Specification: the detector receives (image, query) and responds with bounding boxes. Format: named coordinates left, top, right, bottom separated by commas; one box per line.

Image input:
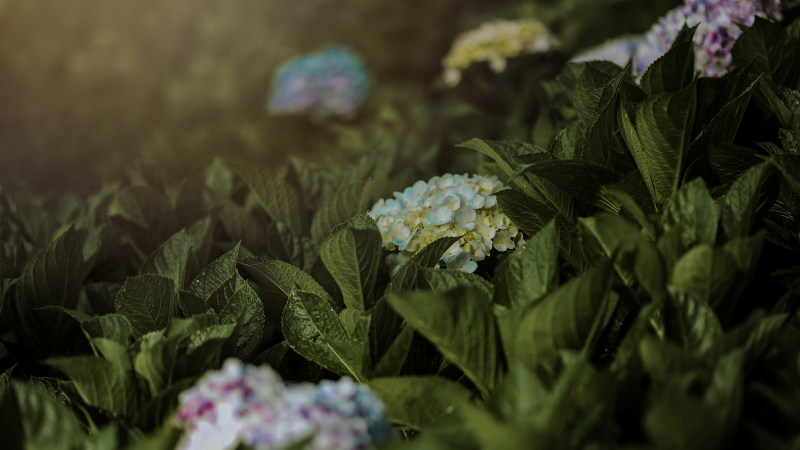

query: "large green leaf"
left=134, top=332, right=178, bottom=397
left=630, top=82, right=698, bottom=208
left=457, top=139, right=544, bottom=201
left=719, top=162, right=776, bottom=239
left=311, top=179, right=375, bottom=243
left=501, top=264, right=613, bottom=368
left=48, top=356, right=139, bottom=418
left=580, top=214, right=664, bottom=300
left=421, top=268, right=493, bottom=299
left=690, top=77, right=758, bottom=155
left=367, top=376, right=473, bottom=430
left=319, top=215, right=382, bottom=310
left=282, top=290, right=368, bottom=380
left=662, top=177, right=719, bottom=249
left=231, top=162, right=305, bottom=232
left=670, top=244, right=737, bottom=308
left=240, top=257, right=331, bottom=302
left=114, top=274, right=177, bottom=338
left=0, top=381, right=85, bottom=449
left=388, top=287, right=498, bottom=398
left=494, top=190, right=549, bottom=236
left=639, top=24, right=696, bottom=95
left=81, top=313, right=135, bottom=346
left=494, top=220, right=559, bottom=308
left=139, top=228, right=193, bottom=289
left=387, top=236, right=460, bottom=292
left=732, top=16, right=800, bottom=86
left=186, top=242, right=240, bottom=300
left=3, top=226, right=96, bottom=355
left=218, top=279, right=266, bottom=360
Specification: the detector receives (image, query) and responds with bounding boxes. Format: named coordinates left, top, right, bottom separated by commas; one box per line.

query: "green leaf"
left=0, top=381, right=85, bottom=449
left=240, top=257, right=333, bottom=321
left=282, top=290, right=367, bottom=380
left=231, top=162, right=305, bottom=232
left=387, top=237, right=461, bottom=292
left=630, top=82, right=698, bottom=208
left=219, top=280, right=266, bottom=360
left=494, top=190, right=549, bottom=236
left=644, top=384, right=724, bottom=450
left=388, top=287, right=498, bottom=398
left=81, top=313, right=135, bottom=346
left=311, top=179, right=375, bottom=243
left=662, top=177, right=719, bottom=248
left=690, top=77, right=758, bottom=154
left=367, top=376, right=473, bottom=430
left=619, top=103, right=656, bottom=209
left=422, top=268, right=493, bottom=299
left=4, top=226, right=95, bottom=355
left=501, top=264, right=613, bottom=368
left=639, top=24, right=696, bottom=95
left=319, top=215, right=382, bottom=311
left=720, top=162, right=776, bottom=239
left=457, top=139, right=543, bottom=201
left=510, top=160, right=623, bottom=206
left=265, top=222, right=318, bottom=273
left=187, top=242, right=240, bottom=300
left=114, top=274, right=177, bottom=338
left=732, top=16, right=800, bottom=85
left=108, top=185, right=171, bottom=232
left=663, top=293, right=723, bottom=353
left=373, top=327, right=415, bottom=378
left=48, top=356, right=139, bottom=417
left=139, top=229, right=193, bottom=289
left=670, top=244, right=737, bottom=307
left=134, top=332, right=178, bottom=397
left=494, top=220, right=559, bottom=308
left=580, top=214, right=665, bottom=300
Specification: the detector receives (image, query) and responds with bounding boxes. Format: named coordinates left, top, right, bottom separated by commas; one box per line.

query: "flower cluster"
left=633, top=0, right=783, bottom=77
left=441, top=19, right=557, bottom=86
left=369, top=173, right=524, bottom=274
left=571, top=35, right=644, bottom=67
left=175, top=359, right=394, bottom=450
left=268, top=46, right=370, bottom=119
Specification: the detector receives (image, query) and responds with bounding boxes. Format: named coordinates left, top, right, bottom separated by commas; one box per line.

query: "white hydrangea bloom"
left=369, top=173, right=525, bottom=274
left=442, top=19, right=558, bottom=87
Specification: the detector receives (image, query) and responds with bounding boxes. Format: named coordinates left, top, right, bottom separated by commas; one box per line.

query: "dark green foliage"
left=1, top=5, right=800, bottom=450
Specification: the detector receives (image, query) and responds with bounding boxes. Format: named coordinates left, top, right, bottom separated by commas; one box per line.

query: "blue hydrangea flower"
left=633, top=0, right=783, bottom=77
left=571, top=35, right=644, bottom=67
left=175, top=359, right=394, bottom=450
left=268, top=46, right=370, bottom=119
left=369, top=173, right=524, bottom=274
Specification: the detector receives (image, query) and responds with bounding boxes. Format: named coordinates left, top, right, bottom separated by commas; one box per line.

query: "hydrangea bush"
left=633, top=0, right=783, bottom=76
left=369, top=173, right=524, bottom=274
left=175, top=359, right=394, bottom=450
left=441, top=19, right=557, bottom=86
left=268, top=46, right=371, bottom=119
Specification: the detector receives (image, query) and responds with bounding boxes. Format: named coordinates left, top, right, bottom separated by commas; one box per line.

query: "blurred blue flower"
left=268, top=46, right=370, bottom=119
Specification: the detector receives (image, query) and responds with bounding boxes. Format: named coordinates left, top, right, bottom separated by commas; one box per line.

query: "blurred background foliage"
left=0, top=0, right=679, bottom=197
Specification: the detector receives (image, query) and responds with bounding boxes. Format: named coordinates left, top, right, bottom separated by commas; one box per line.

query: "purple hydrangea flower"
left=175, top=359, right=394, bottom=450
left=268, top=46, right=370, bottom=119
left=633, top=0, right=783, bottom=77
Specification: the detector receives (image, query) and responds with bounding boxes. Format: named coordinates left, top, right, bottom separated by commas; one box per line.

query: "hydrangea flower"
left=442, top=19, right=557, bottom=87
left=268, top=46, right=370, bottom=119
left=633, top=0, right=783, bottom=77
left=571, top=35, right=644, bottom=67
left=368, top=173, right=524, bottom=274
left=175, top=359, right=394, bottom=450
